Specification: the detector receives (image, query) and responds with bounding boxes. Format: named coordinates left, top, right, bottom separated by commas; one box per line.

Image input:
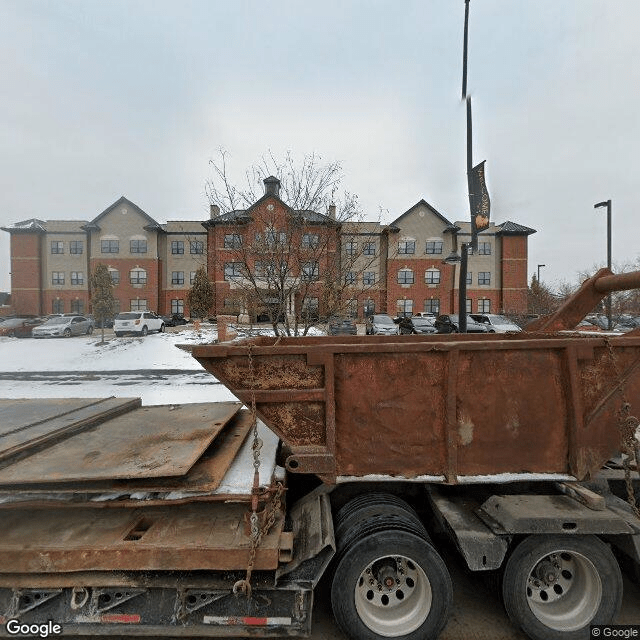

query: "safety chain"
left=233, top=344, right=285, bottom=598
left=604, top=337, right=640, bottom=518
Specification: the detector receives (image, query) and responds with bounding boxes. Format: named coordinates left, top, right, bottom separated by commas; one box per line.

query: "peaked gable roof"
left=83, top=196, right=162, bottom=231
left=389, top=199, right=457, bottom=232
left=496, top=221, right=536, bottom=236
left=203, top=193, right=335, bottom=228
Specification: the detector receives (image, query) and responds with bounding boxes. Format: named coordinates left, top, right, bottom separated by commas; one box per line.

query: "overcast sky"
left=0, top=0, right=638, bottom=293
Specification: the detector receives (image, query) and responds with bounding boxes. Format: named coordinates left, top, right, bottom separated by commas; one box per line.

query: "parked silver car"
left=469, top=313, right=522, bottom=333
left=32, top=315, right=94, bottom=338
left=366, top=314, right=400, bottom=335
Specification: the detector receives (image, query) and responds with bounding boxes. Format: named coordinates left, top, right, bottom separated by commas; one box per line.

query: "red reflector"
left=100, top=614, right=141, bottom=624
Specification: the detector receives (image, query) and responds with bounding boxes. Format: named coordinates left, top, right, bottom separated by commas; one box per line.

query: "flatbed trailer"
left=1, top=268, right=640, bottom=640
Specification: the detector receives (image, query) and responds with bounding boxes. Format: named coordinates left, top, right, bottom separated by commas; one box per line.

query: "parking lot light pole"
left=594, top=200, right=612, bottom=330
left=537, top=264, right=545, bottom=282
left=444, top=244, right=469, bottom=333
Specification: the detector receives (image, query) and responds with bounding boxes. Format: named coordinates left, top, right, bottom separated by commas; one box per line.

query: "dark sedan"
left=328, top=316, right=357, bottom=335
left=162, top=314, right=189, bottom=327
left=434, top=314, right=492, bottom=334
left=410, top=316, right=438, bottom=334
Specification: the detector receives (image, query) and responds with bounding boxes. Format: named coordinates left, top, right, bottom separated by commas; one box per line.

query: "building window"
left=130, top=268, right=147, bottom=285
left=302, top=233, right=319, bottom=249
left=478, top=299, right=491, bottom=313
left=101, top=239, right=119, bottom=253
left=171, top=241, right=184, bottom=254
left=363, top=242, right=376, bottom=256
left=52, top=299, right=64, bottom=313
left=425, top=241, right=443, bottom=255
left=71, top=271, right=84, bottom=285
left=466, top=272, right=472, bottom=285
left=425, top=269, right=441, bottom=284
left=69, top=241, right=83, bottom=255
left=130, top=239, right=147, bottom=254
left=224, top=297, right=241, bottom=314
left=424, top=299, right=440, bottom=314
left=363, top=271, right=376, bottom=285
left=398, top=240, right=415, bottom=255
left=265, top=229, right=286, bottom=248
left=345, top=271, right=356, bottom=285
left=109, top=269, right=120, bottom=285
left=302, top=261, right=319, bottom=281
left=131, top=299, right=148, bottom=312
left=364, top=299, right=375, bottom=316
left=70, top=299, right=84, bottom=314
left=466, top=298, right=472, bottom=313
left=478, top=242, right=492, bottom=255
left=50, top=241, right=64, bottom=254
left=171, top=271, right=185, bottom=285
left=190, top=240, right=204, bottom=254
left=478, top=271, right=491, bottom=285
left=224, top=262, right=243, bottom=280
left=301, top=297, right=319, bottom=320
left=52, top=271, right=65, bottom=285
left=398, top=269, right=414, bottom=284
left=396, top=299, right=413, bottom=317
left=171, top=299, right=184, bottom=314
left=224, top=234, right=242, bottom=249
left=190, top=271, right=197, bottom=285
left=345, top=241, right=357, bottom=256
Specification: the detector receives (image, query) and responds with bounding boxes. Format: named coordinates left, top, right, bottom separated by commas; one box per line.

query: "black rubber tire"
left=141, top=325, right=148, bottom=336
left=502, top=535, right=622, bottom=640
left=331, top=530, right=452, bottom=640
left=63, top=328, right=71, bottom=338
left=86, top=326, right=93, bottom=335
left=115, top=332, right=123, bottom=337
left=334, top=493, right=427, bottom=551
left=160, top=323, right=165, bottom=333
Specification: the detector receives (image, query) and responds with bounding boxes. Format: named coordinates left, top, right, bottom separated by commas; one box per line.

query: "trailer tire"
left=502, top=535, right=622, bottom=640
left=331, top=530, right=452, bottom=640
left=335, top=493, right=427, bottom=550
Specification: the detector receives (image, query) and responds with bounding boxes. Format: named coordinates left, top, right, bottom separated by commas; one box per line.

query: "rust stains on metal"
left=194, top=332, right=640, bottom=483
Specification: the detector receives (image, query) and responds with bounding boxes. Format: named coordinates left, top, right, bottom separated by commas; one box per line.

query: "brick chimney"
left=210, top=204, right=220, bottom=218
left=263, top=176, right=281, bottom=198
left=328, top=203, right=336, bottom=219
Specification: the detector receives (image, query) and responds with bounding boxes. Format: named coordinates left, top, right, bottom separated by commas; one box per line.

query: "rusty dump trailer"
left=1, top=268, right=640, bottom=640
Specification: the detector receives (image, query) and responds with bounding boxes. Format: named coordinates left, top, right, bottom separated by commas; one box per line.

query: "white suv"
left=114, top=311, right=165, bottom=337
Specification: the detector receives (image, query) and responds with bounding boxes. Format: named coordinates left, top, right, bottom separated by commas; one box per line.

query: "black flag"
left=470, top=160, right=490, bottom=246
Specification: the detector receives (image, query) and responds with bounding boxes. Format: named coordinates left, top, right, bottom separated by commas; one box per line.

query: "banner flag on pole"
left=470, top=160, right=490, bottom=246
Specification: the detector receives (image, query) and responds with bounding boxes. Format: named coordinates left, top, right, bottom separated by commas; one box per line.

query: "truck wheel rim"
left=526, top=550, right=601, bottom=631
left=354, top=554, right=431, bottom=636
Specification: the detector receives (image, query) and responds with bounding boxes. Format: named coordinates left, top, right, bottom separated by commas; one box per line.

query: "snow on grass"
left=0, top=326, right=219, bottom=372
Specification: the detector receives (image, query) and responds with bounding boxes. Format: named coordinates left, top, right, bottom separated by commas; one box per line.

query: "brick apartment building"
left=2, top=178, right=534, bottom=320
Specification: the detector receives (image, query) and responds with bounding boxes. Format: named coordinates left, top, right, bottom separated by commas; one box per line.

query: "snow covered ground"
left=0, top=325, right=237, bottom=405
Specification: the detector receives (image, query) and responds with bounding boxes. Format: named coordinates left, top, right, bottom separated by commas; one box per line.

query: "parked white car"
left=114, top=312, right=165, bottom=337
left=469, top=314, right=522, bottom=333
left=32, top=315, right=94, bottom=338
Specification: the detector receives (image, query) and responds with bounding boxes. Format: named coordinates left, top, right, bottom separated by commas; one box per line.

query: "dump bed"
left=193, top=330, right=640, bottom=484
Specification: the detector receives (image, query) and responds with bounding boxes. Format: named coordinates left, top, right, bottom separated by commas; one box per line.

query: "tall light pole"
left=537, top=264, right=546, bottom=282
left=594, top=200, right=612, bottom=329
left=444, top=244, right=469, bottom=332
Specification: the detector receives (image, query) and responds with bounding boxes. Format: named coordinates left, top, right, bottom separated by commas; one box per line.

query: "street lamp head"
left=443, top=250, right=461, bottom=265
left=594, top=201, right=610, bottom=209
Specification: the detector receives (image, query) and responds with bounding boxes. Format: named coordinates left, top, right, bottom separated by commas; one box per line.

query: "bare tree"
left=206, top=150, right=381, bottom=336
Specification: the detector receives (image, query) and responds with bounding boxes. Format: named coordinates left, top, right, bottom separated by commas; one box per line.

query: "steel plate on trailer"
left=0, top=502, right=285, bottom=573
left=0, top=401, right=241, bottom=485
left=0, top=397, right=141, bottom=463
